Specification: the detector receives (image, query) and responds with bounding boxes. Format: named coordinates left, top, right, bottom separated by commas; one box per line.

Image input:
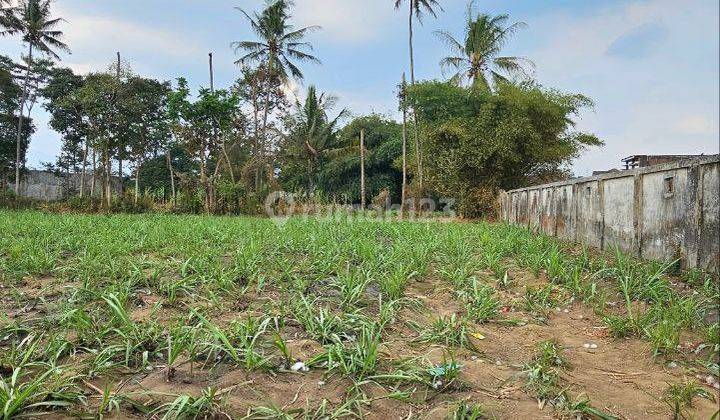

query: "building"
left=621, top=154, right=711, bottom=170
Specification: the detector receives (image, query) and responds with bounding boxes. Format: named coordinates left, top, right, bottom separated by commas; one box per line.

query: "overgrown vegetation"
left=0, top=210, right=717, bottom=418
left=1, top=0, right=603, bottom=218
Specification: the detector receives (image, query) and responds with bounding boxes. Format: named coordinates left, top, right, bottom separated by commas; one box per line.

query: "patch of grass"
left=663, top=381, right=716, bottom=420
left=522, top=340, right=569, bottom=403
left=323, top=323, right=381, bottom=378
left=450, top=398, right=486, bottom=419
left=459, top=280, right=500, bottom=323
left=522, top=284, right=557, bottom=318
left=414, top=314, right=475, bottom=351
left=152, top=387, right=231, bottom=419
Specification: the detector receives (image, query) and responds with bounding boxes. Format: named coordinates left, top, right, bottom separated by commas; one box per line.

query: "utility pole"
left=360, top=128, right=366, bottom=210
left=208, top=52, right=214, bottom=92
left=401, top=73, right=408, bottom=218
left=116, top=52, right=123, bottom=196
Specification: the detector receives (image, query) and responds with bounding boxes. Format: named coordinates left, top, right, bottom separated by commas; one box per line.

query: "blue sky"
left=1, top=0, right=718, bottom=175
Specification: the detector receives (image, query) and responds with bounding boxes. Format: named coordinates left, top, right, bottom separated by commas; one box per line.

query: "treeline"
left=1, top=0, right=601, bottom=218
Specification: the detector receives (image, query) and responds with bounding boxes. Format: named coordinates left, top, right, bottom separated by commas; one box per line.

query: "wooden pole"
left=401, top=73, right=408, bottom=218
left=360, top=128, right=366, bottom=209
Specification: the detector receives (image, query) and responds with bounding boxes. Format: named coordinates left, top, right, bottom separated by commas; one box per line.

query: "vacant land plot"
left=0, top=210, right=718, bottom=419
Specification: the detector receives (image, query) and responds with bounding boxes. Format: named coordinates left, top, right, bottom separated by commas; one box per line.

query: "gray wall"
left=10, top=170, right=122, bottom=201
left=499, top=156, right=719, bottom=272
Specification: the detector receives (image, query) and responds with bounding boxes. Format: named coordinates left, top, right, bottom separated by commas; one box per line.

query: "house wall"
left=498, top=156, right=720, bottom=273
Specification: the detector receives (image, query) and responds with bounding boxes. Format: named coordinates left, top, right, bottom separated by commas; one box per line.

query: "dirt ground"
left=6, top=268, right=717, bottom=419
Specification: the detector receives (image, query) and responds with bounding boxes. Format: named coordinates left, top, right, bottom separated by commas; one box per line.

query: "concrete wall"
left=9, top=170, right=122, bottom=201
left=499, top=156, right=720, bottom=273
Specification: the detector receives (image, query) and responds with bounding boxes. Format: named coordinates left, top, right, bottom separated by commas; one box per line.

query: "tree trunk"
left=360, top=128, right=366, bottom=209
left=91, top=148, right=97, bottom=197
left=14, top=43, right=33, bottom=195
left=166, top=151, right=176, bottom=206
left=199, top=142, right=210, bottom=213
left=307, top=158, right=313, bottom=193
left=259, top=56, right=275, bottom=174
left=118, top=158, right=124, bottom=194
left=408, top=3, right=423, bottom=192
left=252, top=82, right=261, bottom=190
left=401, top=73, right=408, bottom=217
left=79, top=141, right=89, bottom=198
left=221, top=143, right=235, bottom=183
left=105, top=148, right=111, bottom=208
left=134, top=158, right=141, bottom=205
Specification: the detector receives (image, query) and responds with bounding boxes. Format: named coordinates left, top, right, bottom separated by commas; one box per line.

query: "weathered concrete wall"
left=9, top=170, right=122, bottom=201
left=499, top=156, right=720, bottom=272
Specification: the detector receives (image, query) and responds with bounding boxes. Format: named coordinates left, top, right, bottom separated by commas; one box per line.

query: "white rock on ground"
left=290, top=361, right=309, bottom=372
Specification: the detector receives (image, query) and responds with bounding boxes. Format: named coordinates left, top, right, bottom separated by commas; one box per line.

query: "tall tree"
left=231, top=0, right=320, bottom=183
left=394, top=0, right=441, bottom=193
left=76, top=72, right=119, bottom=206
left=41, top=67, right=87, bottom=181
left=435, top=3, right=532, bottom=90
left=233, top=65, right=288, bottom=190
left=168, top=78, right=242, bottom=212
left=314, top=114, right=404, bottom=204
left=407, top=80, right=602, bottom=217
left=281, top=85, right=348, bottom=192
left=12, top=0, right=69, bottom=193
left=0, top=55, right=32, bottom=190
left=0, top=0, right=18, bottom=36
left=120, top=76, right=171, bottom=203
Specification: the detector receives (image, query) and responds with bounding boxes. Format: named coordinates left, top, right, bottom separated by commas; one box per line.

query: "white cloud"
left=293, top=0, right=395, bottom=43
left=524, top=0, right=719, bottom=176
left=55, top=5, right=202, bottom=71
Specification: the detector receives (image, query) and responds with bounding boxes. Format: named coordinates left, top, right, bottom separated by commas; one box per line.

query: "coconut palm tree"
left=232, top=0, right=320, bottom=162
left=1, top=0, right=18, bottom=36
left=435, top=2, right=532, bottom=90
left=285, top=85, right=348, bottom=192
left=13, top=0, right=69, bottom=193
left=394, top=0, right=441, bottom=192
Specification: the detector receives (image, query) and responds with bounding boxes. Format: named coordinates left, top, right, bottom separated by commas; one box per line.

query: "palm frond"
left=434, top=30, right=466, bottom=56
left=493, top=56, right=534, bottom=78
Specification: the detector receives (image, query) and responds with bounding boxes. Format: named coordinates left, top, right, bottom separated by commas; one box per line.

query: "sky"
left=1, top=0, right=718, bottom=176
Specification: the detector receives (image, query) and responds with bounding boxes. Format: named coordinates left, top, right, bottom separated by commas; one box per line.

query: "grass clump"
left=415, top=314, right=475, bottom=351
left=663, top=381, right=716, bottom=420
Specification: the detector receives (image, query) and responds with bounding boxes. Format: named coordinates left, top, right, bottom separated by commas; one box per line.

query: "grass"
left=663, top=381, right=716, bottom=420
left=414, top=314, right=476, bottom=351
left=0, top=210, right=717, bottom=418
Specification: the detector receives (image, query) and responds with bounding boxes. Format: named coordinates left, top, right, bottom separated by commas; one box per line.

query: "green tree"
left=76, top=72, right=120, bottom=205
left=0, top=0, right=18, bottom=36
left=280, top=86, right=348, bottom=192
left=394, top=0, right=441, bottom=193
left=0, top=55, right=32, bottom=189
left=233, top=65, right=289, bottom=190
left=120, top=76, right=171, bottom=203
left=168, top=78, right=242, bottom=212
left=317, top=114, right=403, bottom=204
left=435, top=3, right=532, bottom=90
left=12, top=0, right=69, bottom=193
left=232, top=0, right=320, bottom=174
left=408, top=80, right=602, bottom=217
left=41, top=67, right=87, bottom=177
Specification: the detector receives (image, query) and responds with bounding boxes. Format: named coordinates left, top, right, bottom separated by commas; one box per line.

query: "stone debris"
left=290, top=361, right=309, bottom=372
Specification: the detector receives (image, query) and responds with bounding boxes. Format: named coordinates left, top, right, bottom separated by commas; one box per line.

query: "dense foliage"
left=408, top=81, right=602, bottom=216
left=0, top=55, right=32, bottom=186
left=1, top=0, right=603, bottom=217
